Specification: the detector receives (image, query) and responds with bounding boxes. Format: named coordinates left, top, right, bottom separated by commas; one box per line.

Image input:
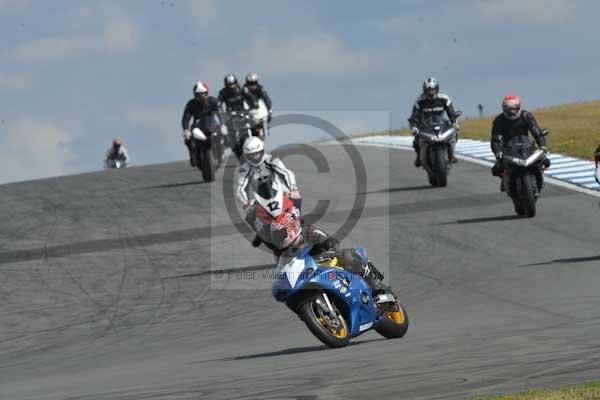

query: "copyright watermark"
left=209, top=111, right=391, bottom=290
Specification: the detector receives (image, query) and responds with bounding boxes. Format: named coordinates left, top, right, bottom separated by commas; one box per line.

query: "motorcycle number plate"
left=280, top=258, right=305, bottom=288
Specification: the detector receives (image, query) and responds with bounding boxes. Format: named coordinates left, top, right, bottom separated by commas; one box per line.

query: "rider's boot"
left=413, top=140, right=422, bottom=167
left=338, top=249, right=389, bottom=296
left=362, top=261, right=390, bottom=297
left=448, top=145, right=458, bottom=164
left=185, top=139, right=196, bottom=167
left=251, top=235, right=262, bottom=247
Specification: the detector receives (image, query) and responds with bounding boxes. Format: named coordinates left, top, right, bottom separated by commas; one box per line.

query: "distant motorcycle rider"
left=490, top=95, right=550, bottom=190
left=105, top=138, right=129, bottom=168
left=409, top=77, right=459, bottom=166
left=242, top=73, right=273, bottom=122
left=218, top=74, right=245, bottom=147
left=181, top=82, right=221, bottom=167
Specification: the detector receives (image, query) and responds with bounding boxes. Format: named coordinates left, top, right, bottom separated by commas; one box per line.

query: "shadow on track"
left=143, top=180, right=208, bottom=189
left=438, top=215, right=523, bottom=225
left=519, top=255, right=600, bottom=267
left=193, top=338, right=385, bottom=363
left=361, top=185, right=434, bottom=195
left=161, top=263, right=276, bottom=280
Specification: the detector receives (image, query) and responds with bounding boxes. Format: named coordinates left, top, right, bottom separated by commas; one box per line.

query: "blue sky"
left=1, top=0, right=599, bottom=184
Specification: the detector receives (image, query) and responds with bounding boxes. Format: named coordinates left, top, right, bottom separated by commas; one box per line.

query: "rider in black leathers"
left=242, top=73, right=273, bottom=122
left=181, top=82, right=221, bottom=167
left=218, top=74, right=245, bottom=148
left=409, top=77, right=459, bottom=166
left=490, top=95, right=550, bottom=190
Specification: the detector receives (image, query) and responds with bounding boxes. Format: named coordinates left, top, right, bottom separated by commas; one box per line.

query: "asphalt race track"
left=1, top=144, right=600, bottom=400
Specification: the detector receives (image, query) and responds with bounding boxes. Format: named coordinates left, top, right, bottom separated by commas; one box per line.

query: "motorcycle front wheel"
left=298, top=293, right=350, bottom=348
left=433, top=147, right=448, bottom=187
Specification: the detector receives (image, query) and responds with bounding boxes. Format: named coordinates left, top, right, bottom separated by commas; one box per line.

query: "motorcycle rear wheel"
left=298, top=294, right=350, bottom=348
left=374, top=300, right=409, bottom=339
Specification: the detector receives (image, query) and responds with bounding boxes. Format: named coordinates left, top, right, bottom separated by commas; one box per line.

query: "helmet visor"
left=247, top=150, right=264, bottom=165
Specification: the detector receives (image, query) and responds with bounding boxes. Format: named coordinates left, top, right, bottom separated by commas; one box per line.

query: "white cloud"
left=477, top=0, right=576, bottom=25
left=0, top=71, right=32, bottom=90
left=371, top=15, right=420, bottom=35
left=239, top=30, right=380, bottom=78
left=188, top=0, right=220, bottom=30
left=14, top=36, right=84, bottom=63
left=12, top=6, right=140, bottom=64
left=0, top=119, right=74, bottom=184
left=127, top=104, right=185, bottom=163
left=128, top=104, right=180, bottom=135
left=0, top=0, right=30, bottom=11
left=104, top=15, right=140, bottom=53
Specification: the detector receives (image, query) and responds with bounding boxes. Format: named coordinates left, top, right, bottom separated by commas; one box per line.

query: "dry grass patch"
left=472, top=381, right=600, bottom=400
left=359, top=100, right=600, bottom=160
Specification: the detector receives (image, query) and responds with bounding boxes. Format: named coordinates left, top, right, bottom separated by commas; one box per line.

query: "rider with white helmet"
left=181, top=81, right=221, bottom=167
left=236, top=136, right=301, bottom=211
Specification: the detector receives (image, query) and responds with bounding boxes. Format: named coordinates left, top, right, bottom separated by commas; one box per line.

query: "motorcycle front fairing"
left=501, top=135, right=545, bottom=194
left=272, top=246, right=380, bottom=338
left=418, top=118, right=455, bottom=173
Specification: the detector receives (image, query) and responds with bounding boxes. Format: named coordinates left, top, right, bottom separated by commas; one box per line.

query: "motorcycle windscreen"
left=504, top=135, right=534, bottom=159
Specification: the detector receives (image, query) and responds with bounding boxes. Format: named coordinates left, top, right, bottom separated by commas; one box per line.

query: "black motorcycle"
left=190, top=127, right=221, bottom=182
left=499, top=130, right=549, bottom=218
left=230, top=106, right=267, bottom=163
left=228, top=110, right=253, bottom=160
left=416, top=111, right=461, bottom=187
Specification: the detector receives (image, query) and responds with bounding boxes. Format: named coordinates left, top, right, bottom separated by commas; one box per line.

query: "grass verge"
left=471, top=381, right=600, bottom=400
left=354, top=100, right=600, bottom=160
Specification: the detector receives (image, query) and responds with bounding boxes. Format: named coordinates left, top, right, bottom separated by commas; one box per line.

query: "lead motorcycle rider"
left=490, top=95, right=550, bottom=191
left=249, top=183, right=390, bottom=296
left=409, top=77, right=460, bottom=166
left=181, top=82, right=222, bottom=167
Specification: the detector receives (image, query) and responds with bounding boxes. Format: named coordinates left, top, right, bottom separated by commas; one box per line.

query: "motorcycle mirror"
left=455, top=110, right=462, bottom=118
left=541, top=129, right=550, bottom=136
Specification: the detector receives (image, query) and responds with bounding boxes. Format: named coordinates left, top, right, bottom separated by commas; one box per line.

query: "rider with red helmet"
left=491, top=94, right=550, bottom=189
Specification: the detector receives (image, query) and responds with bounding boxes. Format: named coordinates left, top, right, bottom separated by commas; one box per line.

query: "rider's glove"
left=290, top=207, right=301, bottom=219
left=289, top=185, right=301, bottom=199
left=495, top=152, right=503, bottom=160
left=411, top=127, right=419, bottom=136
left=220, top=124, right=229, bottom=136
left=243, top=200, right=255, bottom=211
left=183, top=129, right=192, bottom=140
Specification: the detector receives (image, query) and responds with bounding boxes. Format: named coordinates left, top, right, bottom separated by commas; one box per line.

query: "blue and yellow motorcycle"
left=272, top=246, right=409, bottom=348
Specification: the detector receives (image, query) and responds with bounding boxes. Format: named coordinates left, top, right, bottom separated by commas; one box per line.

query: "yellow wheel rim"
left=384, top=309, right=405, bottom=324
left=318, top=316, right=347, bottom=339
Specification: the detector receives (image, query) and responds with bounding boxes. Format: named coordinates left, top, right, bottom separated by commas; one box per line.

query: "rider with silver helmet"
left=218, top=74, right=245, bottom=148
left=181, top=81, right=221, bottom=167
left=242, top=73, right=273, bottom=122
left=409, top=77, right=460, bottom=166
